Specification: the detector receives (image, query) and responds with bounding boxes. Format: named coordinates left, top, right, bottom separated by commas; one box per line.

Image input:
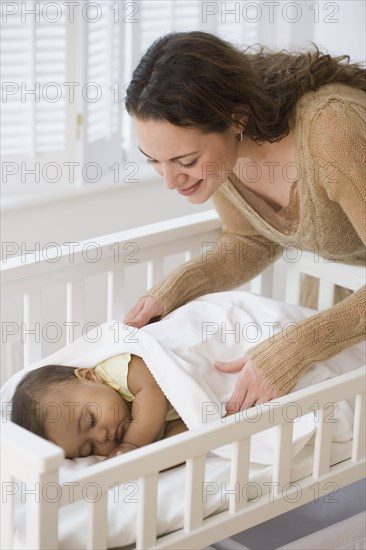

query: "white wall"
left=261, top=0, right=365, bottom=62
left=313, top=0, right=366, bottom=62
left=1, top=174, right=210, bottom=256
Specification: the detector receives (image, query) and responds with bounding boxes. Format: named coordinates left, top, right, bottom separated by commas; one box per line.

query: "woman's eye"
left=89, top=413, right=96, bottom=428
left=180, top=160, right=196, bottom=168
left=146, top=159, right=197, bottom=168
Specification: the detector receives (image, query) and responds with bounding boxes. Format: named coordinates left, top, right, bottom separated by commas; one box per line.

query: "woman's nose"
left=162, top=163, right=188, bottom=190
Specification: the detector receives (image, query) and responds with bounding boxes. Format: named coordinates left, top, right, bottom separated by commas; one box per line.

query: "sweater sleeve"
left=247, top=95, right=366, bottom=394
left=142, top=187, right=283, bottom=316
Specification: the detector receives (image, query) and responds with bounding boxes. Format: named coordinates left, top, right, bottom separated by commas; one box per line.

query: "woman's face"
left=133, top=117, right=242, bottom=203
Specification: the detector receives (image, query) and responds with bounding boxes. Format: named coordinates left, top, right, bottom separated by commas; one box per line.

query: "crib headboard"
left=1, top=209, right=365, bottom=382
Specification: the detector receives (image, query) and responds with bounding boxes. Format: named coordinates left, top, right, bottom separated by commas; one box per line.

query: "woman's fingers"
left=215, top=358, right=248, bottom=413
left=126, top=307, right=149, bottom=328
left=123, top=302, right=144, bottom=327
left=225, top=371, right=248, bottom=414
left=222, top=358, right=283, bottom=414
left=123, top=296, right=164, bottom=328
left=215, top=358, right=246, bottom=373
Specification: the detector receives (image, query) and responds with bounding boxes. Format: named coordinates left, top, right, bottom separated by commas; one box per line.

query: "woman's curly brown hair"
left=125, top=31, right=365, bottom=143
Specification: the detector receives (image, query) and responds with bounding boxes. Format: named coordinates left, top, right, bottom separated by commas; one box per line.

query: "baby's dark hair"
left=11, top=365, right=77, bottom=439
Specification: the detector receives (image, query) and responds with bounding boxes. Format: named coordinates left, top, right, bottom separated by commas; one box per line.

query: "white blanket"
left=2, top=291, right=365, bottom=549
left=2, top=291, right=364, bottom=461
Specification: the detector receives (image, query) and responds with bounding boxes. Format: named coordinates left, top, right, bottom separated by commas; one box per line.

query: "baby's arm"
left=119, top=354, right=169, bottom=449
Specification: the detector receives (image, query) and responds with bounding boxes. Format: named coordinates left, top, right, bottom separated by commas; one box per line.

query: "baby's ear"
left=74, top=368, right=103, bottom=383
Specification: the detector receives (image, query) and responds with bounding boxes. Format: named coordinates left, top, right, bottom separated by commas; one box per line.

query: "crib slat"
left=23, top=291, right=42, bottom=367
left=262, top=264, right=275, bottom=297
left=184, top=455, right=206, bottom=531
left=317, top=279, right=335, bottom=311
left=87, top=491, right=108, bottom=550
left=26, top=471, right=59, bottom=550
left=313, top=408, right=333, bottom=478
left=0, top=469, right=14, bottom=550
left=249, top=274, right=262, bottom=295
left=184, top=246, right=202, bottom=262
left=66, top=280, right=84, bottom=343
left=136, top=473, right=158, bottom=549
left=250, top=265, right=274, bottom=298
left=352, top=393, right=366, bottom=462
left=271, top=259, right=287, bottom=302
left=229, top=438, right=251, bottom=513
left=272, top=422, right=293, bottom=495
left=107, top=270, right=125, bottom=321
left=147, top=259, right=164, bottom=289
left=284, top=268, right=302, bottom=306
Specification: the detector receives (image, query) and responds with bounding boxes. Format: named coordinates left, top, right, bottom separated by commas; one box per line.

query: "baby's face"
left=42, top=376, right=132, bottom=458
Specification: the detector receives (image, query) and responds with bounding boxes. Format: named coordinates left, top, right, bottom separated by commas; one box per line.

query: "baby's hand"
left=106, top=442, right=139, bottom=459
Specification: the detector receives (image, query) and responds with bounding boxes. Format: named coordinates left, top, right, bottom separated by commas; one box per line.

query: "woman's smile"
left=177, top=179, right=203, bottom=195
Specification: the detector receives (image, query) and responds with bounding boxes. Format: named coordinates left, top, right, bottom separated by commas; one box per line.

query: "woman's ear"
left=231, top=111, right=247, bottom=132
left=74, top=368, right=103, bottom=383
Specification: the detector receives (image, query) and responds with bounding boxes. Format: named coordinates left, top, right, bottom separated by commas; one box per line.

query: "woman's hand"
left=215, top=356, right=282, bottom=414
left=123, top=296, right=164, bottom=328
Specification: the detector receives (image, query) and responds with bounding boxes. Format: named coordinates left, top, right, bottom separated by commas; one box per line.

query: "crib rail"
left=3, top=209, right=364, bottom=299
left=2, top=210, right=220, bottom=372
left=1, top=210, right=221, bottom=295
left=1, top=366, right=365, bottom=550
left=2, top=209, right=365, bottom=378
left=272, top=250, right=366, bottom=310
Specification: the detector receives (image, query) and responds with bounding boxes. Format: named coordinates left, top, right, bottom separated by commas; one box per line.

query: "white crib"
left=1, top=210, right=365, bottom=550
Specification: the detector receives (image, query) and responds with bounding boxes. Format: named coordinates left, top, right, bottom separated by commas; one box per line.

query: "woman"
left=123, top=31, right=365, bottom=413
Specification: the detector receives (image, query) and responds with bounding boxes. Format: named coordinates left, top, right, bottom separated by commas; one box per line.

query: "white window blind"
left=140, top=0, right=202, bottom=52
left=1, top=0, right=263, bottom=191
left=1, top=1, right=70, bottom=163
left=138, top=0, right=259, bottom=52
left=81, top=1, right=123, bottom=184
left=1, top=0, right=123, bottom=189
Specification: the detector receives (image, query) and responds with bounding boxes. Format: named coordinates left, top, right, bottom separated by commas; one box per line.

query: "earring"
left=236, top=131, right=244, bottom=142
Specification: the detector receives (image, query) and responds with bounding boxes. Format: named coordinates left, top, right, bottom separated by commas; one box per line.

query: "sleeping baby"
left=11, top=353, right=187, bottom=459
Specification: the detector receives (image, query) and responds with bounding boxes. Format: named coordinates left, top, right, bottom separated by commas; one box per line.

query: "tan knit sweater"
left=144, top=83, right=366, bottom=395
